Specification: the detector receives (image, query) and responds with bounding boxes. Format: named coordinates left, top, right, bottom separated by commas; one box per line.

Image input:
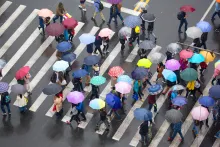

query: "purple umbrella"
left=67, top=91, right=84, bottom=104
left=172, top=96, right=188, bottom=106
left=165, top=59, right=181, bottom=71
left=0, top=82, right=9, bottom=93
left=107, top=0, right=122, bottom=4
left=209, top=85, right=220, bottom=99
left=46, top=23, right=65, bottom=36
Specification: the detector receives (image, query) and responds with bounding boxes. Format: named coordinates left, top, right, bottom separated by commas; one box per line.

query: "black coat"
left=139, top=121, right=149, bottom=135
left=87, top=43, right=93, bottom=53
left=201, top=32, right=208, bottom=42
left=94, top=36, right=102, bottom=47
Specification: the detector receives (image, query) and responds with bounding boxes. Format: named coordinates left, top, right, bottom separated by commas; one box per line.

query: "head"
left=19, top=94, right=22, bottom=98
left=58, top=2, right=64, bottom=9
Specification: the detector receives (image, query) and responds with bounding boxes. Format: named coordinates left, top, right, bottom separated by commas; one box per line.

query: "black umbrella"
left=141, top=13, right=156, bottom=22
left=11, top=84, right=27, bottom=95
left=139, top=40, right=156, bottom=50
left=84, top=55, right=100, bottom=65
left=165, top=109, right=183, bottom=123
left=42, top=83, right=62, bottom=95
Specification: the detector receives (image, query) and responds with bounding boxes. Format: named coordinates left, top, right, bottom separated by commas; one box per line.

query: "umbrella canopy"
left=179, top=49, right=194, bottom=59
left=117, top=75, right=132, bottom=84
left=46, top=23, right=65, bottom=36
left=162, top=69, right=177, bottom=82
left=0, top=82, right=9, bottom=93
left=137, top=58, right=152, bottom=68
left=216, top=64, right=220, bottom=71
left=172, top=84, right=185, bottom=91
left=72, top=69, right=88, bottom=78
left=108, top=66, right=124, bottom=77
left=67, top=91, right=84, bottom=104
left=38, top=8, right=53, bottom=18
left=134, top=108, right=153, bottom=121
left=0, top=59, right=6, bottom=69
left=165, top=59, right=181, bottom=71
left=131, top=67, right=148, bottom=80
left=112, top=96, right=122, bottom=109
left=209, top=85, right=220, bottom=98
left=62, top=17, right=78, bottom=29
left=124, top=15, right=142, bottom=28
left=106, top=93, right=116, bottom=107
left=180, top=5, right=195, bottom=12
left=188, top=53, right=205, bottom=63
left=90, top=76, right=106, bottom=86
left=89, top=98, right=105, bottom=110
left=79, top=33, right=96, bottom=45
left=148, top=84, right=163, bottom=95
left=172, top=96, right=188, bottom=106
left=15, top=66, right=30, bottom=80
left=107, top=0, right=122, bottom=4
left=180, top=68, right=198, bottom=81
left=165, top=109, right=183, bottom=123
left=139, top=40, right=156, bottom=50
left=84, top=55, right=100, bottom=65
left=118, top=26, right=131, bottom=39
left=199, top=96, right=215, bottom=107
left=148, top=52, right=166, bottom=64
left=200, top=51, right=215, bottom=63
left=186, top=26, right=203, bottom=39
left=99, top=28, right=113, bottom=38
left=196, top=21, right=212, bottom=32
left=62, top=53, right=76, bottom=62
left=115, top=82, right=132, bottom=94
left=167, top=43, right=181, bottom=54
left=191, top=106, right=209, bottom=121
left=215, top=60, right=220, bottom=68
left=11, top=84, right=27, bottom=95
left=56, top=41, right=72, bottom=52
left=52, top=60, right=69, bottom=72
left=42, top=83, right=62, bottom=95
left=141, top=13, right=156, bottom=22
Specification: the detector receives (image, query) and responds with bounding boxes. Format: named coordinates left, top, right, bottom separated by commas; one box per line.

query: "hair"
left=58, top=2, right=64, bottom=9
left=58, top=71, right=64, bottom=82
left=19, top=94, right=22, bottom=98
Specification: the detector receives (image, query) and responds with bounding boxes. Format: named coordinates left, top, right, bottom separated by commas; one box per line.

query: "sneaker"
left=82, top=8, right=86, bottom=11
left=91, top=17, right=95, bottom=20
left=78, top=5, right=82, bottom=8
left=81, top=118, right=87, bottom=122
left=106, top=50, right=110, bottom=53
left=8, top=113, right=11, bottom=115
left=66, top=121, right=71, bottom=124
left=93, top=52, right=98, bottom=54
left=167, top=137, right=172, bottom=141
left=140, top=99, right=144, bottom=102
left=2, top=113, right=7, bottom=116
left=106, top=128, right=109, bottom=131
left=102, top=19, right=106, bottom=22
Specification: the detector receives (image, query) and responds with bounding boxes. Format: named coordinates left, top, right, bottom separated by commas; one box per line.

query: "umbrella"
left=188, top=53, right=205, bottom=63
left=118, top=26, right=132, bottom=39
left=179, top=49, right=194, bottom=59
left=134, top=108, right=153, bottom=121
left=15, top=66, right=30, bottom=80
left=148, top=52, right=166, bottom=64
left=199, top=96, right=215, bottom=107
left=42, top=83, right=62, bottom=95
left=141, top=13, right=156, bottom=22
left=214, top=60, right=220, bottom=68
left=0, top=82, right=9, bottom=93
left=124, top=15, right=142, bottom=28
left=200, top=51, right=215, bottom=63
left=52, top=60, right=69, bottom=72
left=196, top=21, right=212, bottom=32
left=165, top=109, right=183, bottom=123
left=115, top=82, right=132, bottom=94
left=167, top=43, right=181, bottom=54
left=172, top=96, right=188, bottom=106
left=107, top=0, right=122, bottom=4
left=180, top=5, right=195, bottom=12
left=217, top=0, right=220, bottom=2
left=62, top=17, right=78, bottom=29
left=131, top=67, right=148, bottom=80
left=84, top=55, right=100, bottom=65
left=72, top=69, right=88, bottom=78
left=180, top=68, right=198, bottom=81
left=99, top=28, right=112, bottom=38
left=137, top=58, right=152, bottom=68
left=56, top=41, right=72, bottom=52
left=106, top=93, right=116, bottom=107
left=216, top=64, right=220, bottom=71
left=191, top=106, right=209, bottom=121
left=108, top=66, right=124, bottom=77
left=38, top=8, right=53, bottom=18
left=148, top=84, right=163, bottom=95
left=79, top=33, right=96, bottom=45
left=186, top=26, right=203, bottom=39
left=89, top=98, right=105, bottom=110
left=162, top=69, right=177, bottom=82
left=112, top=96, right=122, bottom=109
left=90, top=76, right=106, bottom=86
left=11, top=84, right=27, bottom=95
left=117, top=75, right=132, bottom=84
left=209, top=85, right=220, bottom=98
left=165, top=59, right=181, bottom=71
left=139, top=40, right=156, bottom=50
left=66, top=91, right=84, bottom=104
left=46, top=23, right=65, bottom=36
left=62, top=53, right=76, bottom=62
left=172, top=84, right=185, bottom=91
left=0, top=59, right=6, bottom=69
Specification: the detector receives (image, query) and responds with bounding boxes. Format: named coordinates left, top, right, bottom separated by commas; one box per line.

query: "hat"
left=135, top=26, right=140, bottom=33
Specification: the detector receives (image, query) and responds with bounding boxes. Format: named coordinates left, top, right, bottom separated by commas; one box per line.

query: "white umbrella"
left=186, top=26, right=203, bottom=39
left=172, top=84, right=185, bottom=91
left=148, top=52, right=166, bottom=64
left=52, top=60, right=69, bottom=72
left=167, top=43, right=181, bottom=54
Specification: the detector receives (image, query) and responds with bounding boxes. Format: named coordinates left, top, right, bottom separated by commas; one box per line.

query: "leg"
left=103, top=119, right=110, bottom=129
left=96, top=120, right=103, bottom=129
left=108, top=16, right=113, bottom=24
left=93, top=12, right=97, bottom=19
left=148, top=104, right=153, bottom=111
left=100, top=11, right=105, bottom=21
left=136, top=36, right=140, bottom=45
left=121, top=43, right=125, bottom=51
left=171, top=130, right=178, bottom=140
left=185, top=89, right=190, bottom=97
left=212, top=11, right=218, bottom=20
left=60, top=15, right=63, bottom=23
left=146, top=79, right=152, bottom=86
left=80, top=111, right=86, bottom=120
left=153, top=103, right=157, bottom=112
left=178, top=20, right=184, bottom=32
left=114, top=110, right=121, bottom=119
left=1, top=104, right=6, bottom=114
left=178, top=130, right=184, bottom=141
left=117, top=13, right=123, bottom=22
left=53, top=15, right=59, bottom=23
left=5, top=103, right=11, bottom=114
left=184, top=19, right=188, bottom=32
left=114, top=16, right=118, bottom=25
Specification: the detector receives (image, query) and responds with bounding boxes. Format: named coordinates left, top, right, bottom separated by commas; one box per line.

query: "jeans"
left=200, top=41, right=207, bottom=49
left=1, top=103, right=11, bottom=113
left=19, top=106, right=27, bottom=112
left=70, top=114, right=80, bottom=123
left=148, top=103, right=157, bottom=112
left=212, top=11, right=220, bottom=20
left=77, top=111, right=86, bottom=120
left=140, top=134, right=147, bottom=145
left=108, top=15, right=118, bottom=25
left=96, top=119, right=110, bottom=129
left=178, top=18, right=188, bottom=32
left=53, top=15, right=63, bottom=23
left=108, top=109, right=120, bottom=119
left=39, top=24, right=45, bottom=34
left=192, top=123, right=199, bottom=136
left=93, top=11, right=105, bottom=20
left=117, top=13, right=123, bottom=21
left=171, top=129, right=184, bottom=140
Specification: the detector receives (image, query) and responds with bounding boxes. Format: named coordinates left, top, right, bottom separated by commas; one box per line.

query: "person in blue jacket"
left=38, top=16, right=45, bottom=35
left=91, top=0, right=105, bottom=21
left=107, top=4, right=118, bottom=26
left=76, top=102, right=86, bottom=121
left=212, top=2, right=220, bottom=21
left=86, top=43, right=93, bottom=55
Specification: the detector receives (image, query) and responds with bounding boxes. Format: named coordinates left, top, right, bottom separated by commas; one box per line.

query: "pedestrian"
left=102, top=36, right=110, bottom=54
left=211, top=69, right=220, bottom=85
left=86, top=43, right=93, bottom=55
left=133, top=80, right=144, bottom=101
left=201, top=105, right=210, bottom=127
left=177, top=11, right=187, bottom=33
left=90, top=84, right=99, bottom=101
left=72, top=77, right=84, bottom=92
left=85, top=74, right=91, bottom=87
left=116, top=2, right=124, bottom=24
left=107, top=4, right=118, bottom=26
left=95, top=108, right=110, bottom=131
left=155, top=62, right=165, bottom=83
left=16, top=94, right=27, bottom=113
left=185, top=80, right=196, bottom=100
left=174, top=69, right=181, bottom=84
left=199, top=61, right=207, bottom=76
left=38, top=16, right=45, bottom=35
left=162, top=80, right=176, bottom=95
left=168, top=121, right=184, bottom=142
left=24, top=73, right=32, bottom=96
left=57, top=71, right=67, bottom=89
left=63, top=27, right=69, bottom=41
left=1, top=91, right=11, bottom=116
left=211, top=2, right=220, bottom=21
left=119, top=36, right=127, bottom=52
left=192, top=38, right=201, bottom=53
left=200, top=32, right=208, bottom=49
left=140, top=9, right=148, bottom=30
left=94, top=35, right=103, bottom=56
left=79, top=0, right=86, bottom=11
left=147, top=22, right=157, bottom=42
left=192, top=120, right=200, bottom=136
left=53, top=93, right=63, bottom=117
left=190, top=63, right=198, bottom=70
left=92, top=63, right=100, bottom=76
left=68, top=28, right=75, bottom=42
left=111, top=76, right=117, bottom=89
left=147, top=94, right=157, bottom=112
left=139, top=120, right=152, bottom=145
left=53, top=2, right=66, bottom=23
left=142, top=75, right=152, bottom=90
left=66, top=104, right=81, bottom=125
left=91, top=0, right=105, bottom=22
left=76, top=102, right=86, bottom=121
left=167, top=90, right=178, bottom=109
left=129, top=26, right=140, bottom=46
left=137, top=49, right=147, bottom=59
left=179, top=58, right=188, bottom=71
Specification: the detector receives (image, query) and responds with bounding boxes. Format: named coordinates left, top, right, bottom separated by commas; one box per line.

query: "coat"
left=157, top=66, right=164, bottom=78
left=16, top=95, right=27, bottom=107
left=76, top=102, right=84, bottom=112
left=94, top=0, right=101, bottom=12
left=179, top=58, right=188, bottom=70
left=54, top=96, right=62, bottom=112
left=139, top=121, right=149, bottom=135
left=87, top=43, right=93, bottom=54
left=147, top=95, right=156, bottom=104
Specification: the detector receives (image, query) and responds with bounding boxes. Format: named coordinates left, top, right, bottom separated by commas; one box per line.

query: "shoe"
left=102, top=19, right=106, bottom=22
left=107, top=23, right=110, bottom=25
left=178, top=31, right=183, bottom=33
left=81, top=118, right=87, bottom=122
left=179, top=139, right=184, bottom=142
left=106, top=50, right=110, bottom=53
left=82, top=9, right=86, bottom=11
left=38, top=27, right=41, bottom=30
left=93, top=52, right=98, bottom=54
left=8, top=113, right=11, bottom=115
left=167, top=137, right=172, bottom=141
left=78, top=5, right=82, bottom=8
left=95, top=128, right=99, bottom=131
left=66, top=121, right=71, bottom=124
left=139, top=140, right=144, bottom=143
left=140, top=99, right=144, bottom=102
left=91, top=17, right=95, bottom=20
left=106, top=128, right=109, bottom=131
left=211, top=18, right=215, bottom=21
left=2, top=113, right=7, bottom=116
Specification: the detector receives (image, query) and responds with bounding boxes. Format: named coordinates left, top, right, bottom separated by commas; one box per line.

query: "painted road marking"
left=0, top=1, right=12, bottom=16
left=212, top=139, right=220, bottom=147
left=134, top=0, right=150, bottom=12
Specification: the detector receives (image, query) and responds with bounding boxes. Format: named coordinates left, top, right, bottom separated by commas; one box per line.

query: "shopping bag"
left=63, top=13, right=72, bottom=19
left=52, top=105, right=57, bottom=112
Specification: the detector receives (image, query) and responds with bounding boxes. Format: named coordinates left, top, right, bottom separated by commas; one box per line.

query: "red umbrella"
left=108, top=66, right=124, bottom=77
left=179, top=49, right=193, bottom=59
left=62, top=18, right=78, bottom=29
left=15, top=66, right=30, bottom=80
left=180, top=5, right=195, bottom=12
left=45, top=23, right=65, bottom=36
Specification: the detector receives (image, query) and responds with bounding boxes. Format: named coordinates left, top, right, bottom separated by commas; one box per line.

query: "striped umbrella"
left=0, top=82, right=9, bottom=93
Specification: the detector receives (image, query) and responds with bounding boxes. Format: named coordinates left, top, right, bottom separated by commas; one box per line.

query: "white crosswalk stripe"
left=0, top=1, right=12, bottom=17
left=212, top=139, right=220, bottom=147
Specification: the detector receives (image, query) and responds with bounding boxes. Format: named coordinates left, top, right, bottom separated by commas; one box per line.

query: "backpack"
left=17, top=79, right=25, bottom=85
left=177, top=12, right=184, bottom=20
left=96, top=2, right=104, bottom=11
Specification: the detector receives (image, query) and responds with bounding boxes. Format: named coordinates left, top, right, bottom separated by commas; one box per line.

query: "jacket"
left=187, top=81, right=195, bottom=90
left=133, top=80, right=140, bottom=93
left=147, top=95, right=156, bottom=104
left=139, top=121, right=149, bottom=135
left=76, top=102, right=84, bottom=112
left=110, top=5, right=119, bottom=16
left=1, top=92, right=10, bottom=105
left=201, top=32, right=208, bottom=42
left=39, top=17, right=44, bottom=27
left=94, top=0, right=101, bottom=12
left=100, top=110, right=107, bottom=121
left=92, top=85, right=99, bottom=94
left=171, top=91, right=178, bottom=100
left=94, top=36, right=102, bottom=47
left=16, top=95, right=27, bottom=107
left=87, top=43, right=93, bottom=54
left=54, top=96, right=63, bottom=112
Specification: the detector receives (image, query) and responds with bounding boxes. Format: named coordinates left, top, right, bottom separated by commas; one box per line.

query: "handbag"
left=52, top=105, right=57, bottom=111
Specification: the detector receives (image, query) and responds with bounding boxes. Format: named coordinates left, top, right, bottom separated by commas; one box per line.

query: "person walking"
left=24, top=73, right=32, bottom=96
left=139, top=120, right=152, bottom=145
left=95, top=108, right=110, bottom=132
left=166, top=51, right=173, bottom=61
left=92, top=63, right=100, bottom=76
left=140, top=9, right=148, bottom=30
left=76, top=102, right=86, bottom=121
left=211, top=69, right=220, bottom=85
left=116, top=2, right=124, bottom=24
left=162, top=80, right=176, bottom=95
left=90, top=84, right=99, bottom=101
left=200, top=32, right=208, bottom=49
left=87, top=43, right=94, bottom=55
left=66, top=104, right=81, bottom=125
left=91, top=0, right=105, bottom=22
left=68, top=27, right=75, bottom=42
left=137, top=49, right=147, bottom=59
left=119, top=36, right=127, bottom=52
left=211, top=2, right=220, bottom=21
left=185, top=81, right=196, bottom=100
left=107, top=4, right=118, bottom=26
left=94, top=35, right=103, bottom=56
left=1, top=92, right=11, bottom=116
left=174, top=69, right=181, bottom=84
left=129, top=26, right=140, bottom=46
left=16, top=94, right=27, bottom=113
left=72, top=77, right=84, bottom=92
left=111, top=76, right=117, bottom=89
left=155, top=62, right=165, bottom=83
left=102, top=36, right=110, bottom=54
left=133, top=80, right=144, bottom=101
left=147, top=94, right=157, bottom=112
left=199, top=61, right=207, bottom=76
left=147, top=22, right=157, bottom=42
left=38, top=16, right=45, bottom=35
left=168, top=121, right=184, bottom=142
left=53, top=2, right=66, bottom=23
left=53, top=93, right=63, bottom=118
left=177, top=11, right=187, bottom=33
left=79, top=0, right=86, bottom=11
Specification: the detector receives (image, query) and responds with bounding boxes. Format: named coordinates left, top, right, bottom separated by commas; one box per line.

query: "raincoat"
left=187, top=81, right=195, bottom=90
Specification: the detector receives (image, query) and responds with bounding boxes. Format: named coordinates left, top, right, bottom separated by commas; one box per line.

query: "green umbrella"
left=180, top=68, right=198, bottom=81
left=90, top=76, right=106, bottom=86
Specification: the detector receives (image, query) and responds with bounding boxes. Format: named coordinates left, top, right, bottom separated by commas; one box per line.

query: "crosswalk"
left=0, top=1, right=219, bottom=147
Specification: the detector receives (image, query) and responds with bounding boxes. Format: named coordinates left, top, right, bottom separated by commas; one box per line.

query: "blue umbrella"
left=84, top=55, right=100, bottom=65
left=188, top=53, right=205, bottom=63
left=0, top=82, right=9, bottom=93
left=172, top=96, right=188, bottom=106
left=106, top=93, right=117, bottom=107
left=117, top=75, right=132, bottom=84
left=134, top=108, right=153, bottom=121
left=79, top=33, right=96, bottom=45
left=112, top=96, right=122, bottom=109
left=131, top=67, right=148, bottom=80
left=196, top=21, right=212, bottom=32
left=162, top=69, right=177, bottom=82
left=62, top=53, right=76, bottom=62
left=148, top=84, right=163, bottom=95
left=72, top=69, right=88, bottom=78
left=56, top=41, right=72, bottom=52
left=209, top=85, right=220, bottom=99
left=124, top=15, right=142, bottom=28
left=199, top=96, right=215, bottom=107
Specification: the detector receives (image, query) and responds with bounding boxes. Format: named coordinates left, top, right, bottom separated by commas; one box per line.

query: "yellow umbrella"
left=215, top=60, right=220, bottom=68
left=200, top=51, right=216, bottom=63
left=137, top=58, right=152, bottom=68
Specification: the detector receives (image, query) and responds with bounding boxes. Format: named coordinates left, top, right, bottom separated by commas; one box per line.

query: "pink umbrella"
left=99, top=28, right=112, bottom=38
left=66, top=91, right=84, bottom=104
left=38, top=8, right=53, bottom=18
left=180, top=49, right=193, bottom=59
left=62, top=18, right=78, bottom=29
left=107, top=0, right=122, bottom=4
left=165, top=59, right=181, bottom=71
left=46, top=23, right=65, bottom=36
left=115, top=81, right=132, bottom=94
left=191, top=106, right=209, bottom=121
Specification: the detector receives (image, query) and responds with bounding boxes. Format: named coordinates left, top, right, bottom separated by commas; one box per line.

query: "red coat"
left=147, top=95, right=156, bottom=104
left=200, top=62, right=207, bottom=69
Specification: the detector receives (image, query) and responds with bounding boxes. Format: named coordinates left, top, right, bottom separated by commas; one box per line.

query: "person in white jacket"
left=16, top=94, right=27, bottom=113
